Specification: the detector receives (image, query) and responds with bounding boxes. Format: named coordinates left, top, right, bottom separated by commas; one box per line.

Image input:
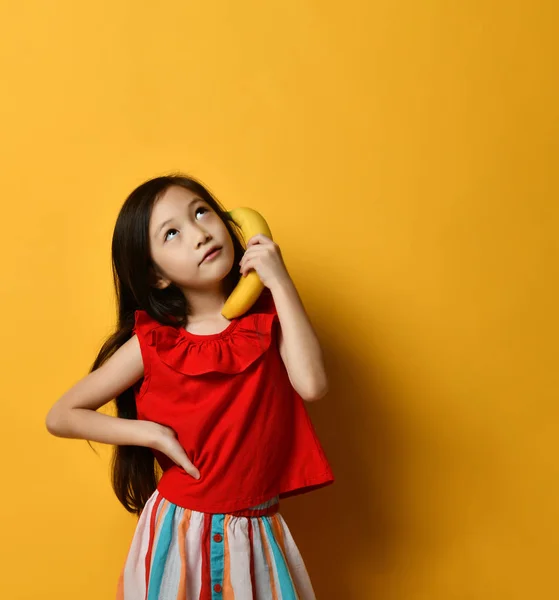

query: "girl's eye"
left=164, top=228, right=179, bottom=241
left=164, top=207, right=210, bottom=241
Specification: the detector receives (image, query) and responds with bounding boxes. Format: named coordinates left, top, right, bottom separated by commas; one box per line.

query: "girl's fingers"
left=182, top=458, right=201, bottom=479
left=247, top=234, right=273, bottom=246
left=177, top=451, right=201, bottom=480
left=164, top=437, right=200, bottom=479
left=240, top=258, right=253, bottom=277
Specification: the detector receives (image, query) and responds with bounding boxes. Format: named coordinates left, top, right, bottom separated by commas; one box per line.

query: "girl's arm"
left=44, top=336, right=201, bottom=479
left=238, top=233, right=329, bottom=403
left=45, top=335, right=157, bottom=445
left=270, top=277, right=329, bottom=402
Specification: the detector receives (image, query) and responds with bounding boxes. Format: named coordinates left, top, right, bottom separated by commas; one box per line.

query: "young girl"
left=45, top=174, right=335, bottom=599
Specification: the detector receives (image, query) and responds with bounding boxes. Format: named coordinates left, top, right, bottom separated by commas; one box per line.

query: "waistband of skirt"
left=151, top=489, right=280, bottom=517
left=228, top=495, right=280, bottom=517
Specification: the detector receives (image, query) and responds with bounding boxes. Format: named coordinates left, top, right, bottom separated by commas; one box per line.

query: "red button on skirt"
left=213, top=533, right=223, bottom=542
left=213, top=583, right=222, bottom=593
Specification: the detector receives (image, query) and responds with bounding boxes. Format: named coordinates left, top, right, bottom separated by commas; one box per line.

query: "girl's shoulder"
left=133, top=288, right=278, bottom=376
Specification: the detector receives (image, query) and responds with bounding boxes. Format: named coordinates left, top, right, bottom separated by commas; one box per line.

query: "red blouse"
left=132, top=287, right=334, bottom=513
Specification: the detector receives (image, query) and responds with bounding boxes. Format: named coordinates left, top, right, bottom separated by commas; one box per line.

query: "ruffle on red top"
left=133, top=289, right=278, bottom=376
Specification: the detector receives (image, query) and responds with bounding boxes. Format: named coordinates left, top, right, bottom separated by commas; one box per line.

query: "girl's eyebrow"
left=155, top=217, right=175, bottom=237
left=154, top=198, right=202, bottom=236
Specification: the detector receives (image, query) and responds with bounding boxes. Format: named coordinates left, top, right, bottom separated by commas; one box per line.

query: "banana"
left=221, top=207, right=273, bottom=319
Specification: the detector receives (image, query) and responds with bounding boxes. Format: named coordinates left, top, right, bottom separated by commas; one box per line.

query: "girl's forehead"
left=154, top=185, right=199, bottom=211
left=149, top=186, right=206, bottom=238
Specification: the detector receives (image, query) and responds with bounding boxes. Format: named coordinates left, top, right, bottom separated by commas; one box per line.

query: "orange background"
left=1, top=1, right=558, bottom=598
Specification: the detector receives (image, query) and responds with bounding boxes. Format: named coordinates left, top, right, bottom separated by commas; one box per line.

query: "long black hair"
left=88, top=174, right=246, bottom=515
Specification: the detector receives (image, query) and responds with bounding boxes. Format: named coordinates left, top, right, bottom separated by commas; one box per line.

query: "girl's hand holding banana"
left=238, top=234, right=291, bottom=291
left=221, top=206, right=286, bottom=319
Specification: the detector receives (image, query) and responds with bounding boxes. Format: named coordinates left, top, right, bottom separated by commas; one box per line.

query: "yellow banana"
left=221, top=207, right=273, bottom=319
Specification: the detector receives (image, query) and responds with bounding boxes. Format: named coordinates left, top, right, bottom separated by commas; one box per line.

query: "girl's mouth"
left=201, top=247, right=222, bottom=263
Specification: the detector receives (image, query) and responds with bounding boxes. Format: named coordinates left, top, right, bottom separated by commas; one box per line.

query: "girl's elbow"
left=45, top=410, right=61, bottom=436
left=301, top=378, right=329, bottom=402
left=45, top=407, right=69, bottom=437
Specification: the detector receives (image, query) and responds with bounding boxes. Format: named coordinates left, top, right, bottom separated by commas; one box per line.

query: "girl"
left=45, top=174, right=335, bottom=599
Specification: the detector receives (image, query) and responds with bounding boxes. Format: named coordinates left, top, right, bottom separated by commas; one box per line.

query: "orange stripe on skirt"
left=271, top=515, right=301, bottom=599
left=222, top=515, right=234, bottom=598
left=176, top=509, right=192, bottom=600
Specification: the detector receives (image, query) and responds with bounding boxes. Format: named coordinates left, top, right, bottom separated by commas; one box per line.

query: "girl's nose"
left=196, top=230, right=211, bottom=244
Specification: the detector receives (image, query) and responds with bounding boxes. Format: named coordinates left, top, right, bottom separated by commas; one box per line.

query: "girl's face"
left=148, top=185, right=235, bottom=294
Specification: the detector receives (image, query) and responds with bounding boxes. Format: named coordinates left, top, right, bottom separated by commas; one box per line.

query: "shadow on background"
left=280, top=330, right=407, bottom=599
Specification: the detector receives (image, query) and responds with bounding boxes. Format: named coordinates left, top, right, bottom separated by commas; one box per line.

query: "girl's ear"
left=149, top=264, right=171, bottom=290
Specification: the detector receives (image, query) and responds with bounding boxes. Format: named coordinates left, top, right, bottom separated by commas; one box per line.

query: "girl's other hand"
left=238, top=234, right=291, bottom=290
left=147, top=422, right=201, bottom=480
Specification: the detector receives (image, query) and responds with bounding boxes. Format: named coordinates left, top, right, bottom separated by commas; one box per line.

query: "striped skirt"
left=116, top=489, right=317, bottom=599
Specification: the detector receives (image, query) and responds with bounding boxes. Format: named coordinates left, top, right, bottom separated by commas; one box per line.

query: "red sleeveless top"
left=132, top=287, right=334, bottom=513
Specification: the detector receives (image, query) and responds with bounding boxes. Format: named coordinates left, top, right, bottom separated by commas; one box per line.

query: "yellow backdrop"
left=1, top=1, right=557, bottom=598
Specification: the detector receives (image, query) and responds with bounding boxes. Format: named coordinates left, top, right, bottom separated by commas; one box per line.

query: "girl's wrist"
left=268, top=273, right=294, bottom=295
left=137, top=419, right=165, bottom=449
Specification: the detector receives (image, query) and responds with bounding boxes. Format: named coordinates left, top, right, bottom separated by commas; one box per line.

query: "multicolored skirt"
left=116, top=489, right=317, bottom=599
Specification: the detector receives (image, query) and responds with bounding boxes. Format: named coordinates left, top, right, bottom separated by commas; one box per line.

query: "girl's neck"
left=183, top=287, right=228, bottom=321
